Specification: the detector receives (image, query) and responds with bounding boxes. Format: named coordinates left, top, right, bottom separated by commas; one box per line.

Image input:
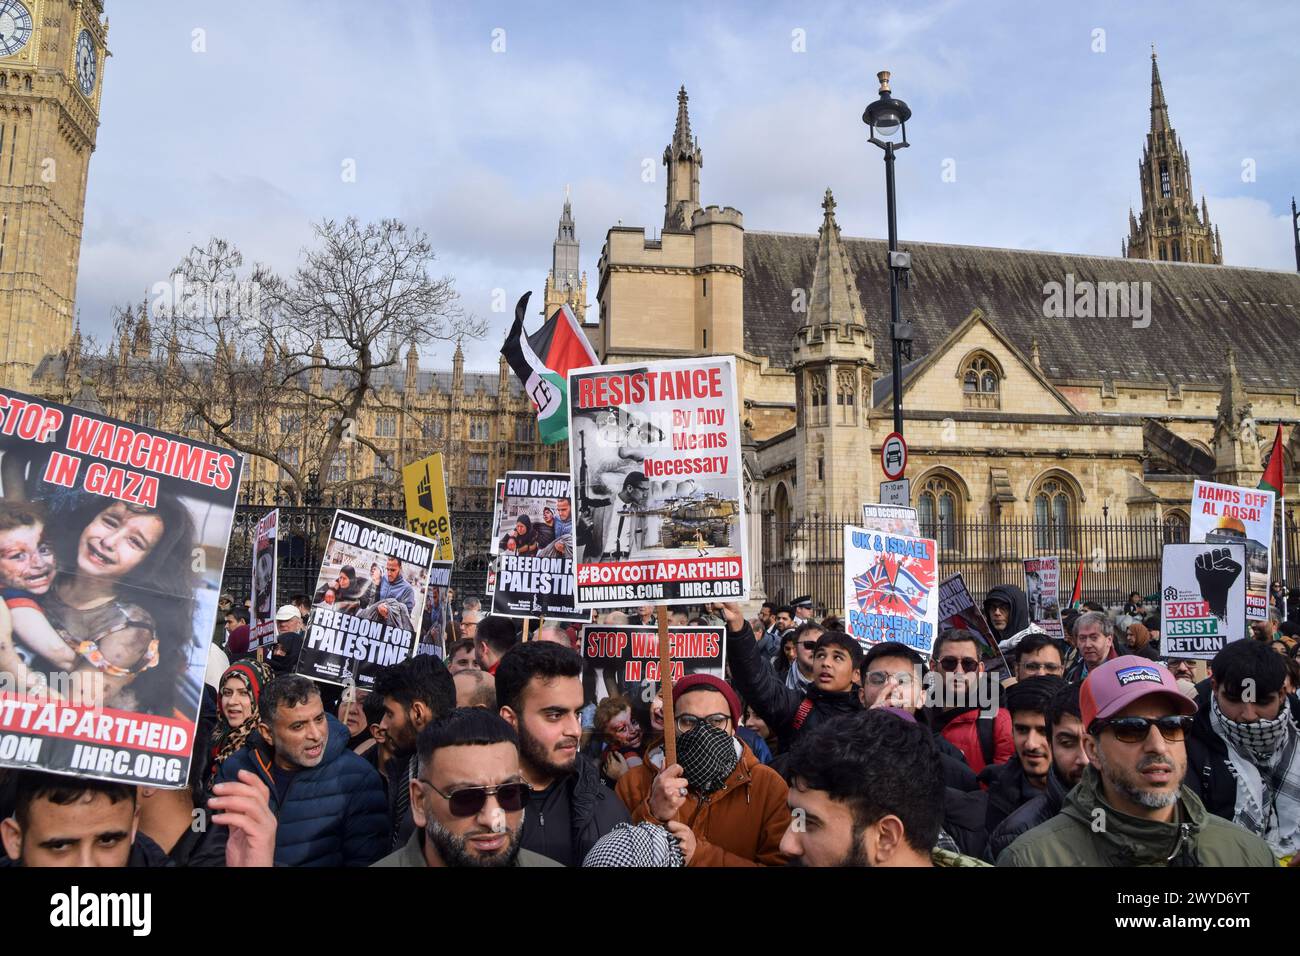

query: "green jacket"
left=996, top=766, right=1275, bottom=867
left=372, top=830, right=564, bottom=868
left=931, top=847, right=991, bottom=867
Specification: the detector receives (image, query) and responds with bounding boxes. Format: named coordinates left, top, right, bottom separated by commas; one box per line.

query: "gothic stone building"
left=591, top=66, right=1299, bottom=606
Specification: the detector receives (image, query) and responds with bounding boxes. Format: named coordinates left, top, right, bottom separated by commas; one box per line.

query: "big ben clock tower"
left=0, top=0, right=107, bottom=388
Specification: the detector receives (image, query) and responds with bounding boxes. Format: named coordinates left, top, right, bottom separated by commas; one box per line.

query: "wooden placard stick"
left=657, top=605, right=676, bottom=768
left=523, top=618, right=531, bottom=642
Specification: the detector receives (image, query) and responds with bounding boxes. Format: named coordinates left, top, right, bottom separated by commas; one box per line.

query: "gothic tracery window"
left=1033, top=477, right=1075, bottom=551
left=961, top=354, right=1000, bottom=409
left=917, top=475, right=960, bottom=550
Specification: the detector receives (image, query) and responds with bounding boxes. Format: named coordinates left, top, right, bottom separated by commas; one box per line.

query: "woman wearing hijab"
left=207, top=659, right=273, bottom=788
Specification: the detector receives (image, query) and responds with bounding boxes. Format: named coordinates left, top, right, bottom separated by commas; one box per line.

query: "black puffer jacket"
left=1184, top=680, right=1300, bottom=822
left=983, top=584, right=1030, bottom=645
left=985, top=765, right=1071, bottom=861
left=979, top=755, right=1044, bottom=836
left=519, top=752, right=630, bottom=867
left=725, top=616, right=862, bottom=753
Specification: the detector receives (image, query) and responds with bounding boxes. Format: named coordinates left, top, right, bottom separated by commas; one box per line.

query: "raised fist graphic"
left=1194, top=547, right=1242, bottom=621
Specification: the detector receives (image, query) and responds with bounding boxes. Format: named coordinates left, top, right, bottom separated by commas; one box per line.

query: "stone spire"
left=1125, top=48, right=1221, bottom=264
left=805, top=188, right=868, bottom=334
left=662, top=86, right=702, bottom=231
left=1149, top=45, right=1170, bottom=132
left=452, top=338, right=464, bottom=395
left=1212, top=347, right=1262, bottom=484
left=405, top=341, right=419, bottom=391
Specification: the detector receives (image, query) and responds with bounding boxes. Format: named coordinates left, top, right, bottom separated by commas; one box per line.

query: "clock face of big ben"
left=0, top=0, right=33, bottom=57
left=76, top=28, right=96, bottom=94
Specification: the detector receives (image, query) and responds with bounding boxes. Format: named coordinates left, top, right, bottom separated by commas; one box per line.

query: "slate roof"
left=743, top=231, right=1300, bottom=389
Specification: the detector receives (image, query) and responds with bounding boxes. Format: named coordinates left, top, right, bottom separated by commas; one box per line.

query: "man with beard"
left=373, top=707, right=562, bottom=867
left=986, top=681, right=1090, bottom=859
left=495, top=641, right=630, bottom=866
left=997, top=657, right=1275, bottom=866
left=780, top=710, right=988, bottom=867
left=372, top=655, right=457, bottom=851
left=980, top=676, right=1067, bottom=837
left=1184, top=638, right=1300, bottom=862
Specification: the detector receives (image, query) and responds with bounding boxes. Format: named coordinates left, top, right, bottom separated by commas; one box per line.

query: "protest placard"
left=843, top=526, right=939, bottom=654
left=0, top=386, right=241, bottom=787
left=249, top=509, right=279, bottom=650
left=580, top=623, right=725, bottom=710
left=1189, top=479, right=1274, bottom=621
left=296, top=510, right=437, bottom=689
left=489, top=478, right=505, bottom=556
left=417, top=561, right=453, bottom=657
left=938, top=572, right=997, bottom=649
left=568, top=356, right=747, bottom=607
left=1160, top=542, right=1247, bottom=660
left=861, top=503, right=920, bottom=536
left=1024, top=556, right=1064, bottom=639
left=402, top=452, right=453, bottom=561
left=490, top=471, right=586, bottom=621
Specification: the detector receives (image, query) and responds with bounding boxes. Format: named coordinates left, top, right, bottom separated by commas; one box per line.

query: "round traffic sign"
left=881, top=432, right=907, bottom=480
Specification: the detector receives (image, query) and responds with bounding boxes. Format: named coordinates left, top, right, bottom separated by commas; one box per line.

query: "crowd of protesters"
left=2, top=581, right=1298, bottom=869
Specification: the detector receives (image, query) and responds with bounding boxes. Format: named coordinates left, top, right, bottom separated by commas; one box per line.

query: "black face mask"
left=676, top=723, right=739, bottom=795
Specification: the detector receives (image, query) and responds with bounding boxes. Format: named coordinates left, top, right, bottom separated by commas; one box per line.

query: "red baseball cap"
left=673, top=674, right=741, bottom=725
left=1079, top=655, right=1197, bottom=729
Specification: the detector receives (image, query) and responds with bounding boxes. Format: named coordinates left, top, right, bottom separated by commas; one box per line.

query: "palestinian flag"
left=501, top=292, right=597, bottom=444
left=1259, top=424, right=1285, bottom=496
left=1069, top=559, right=1084, bottom=611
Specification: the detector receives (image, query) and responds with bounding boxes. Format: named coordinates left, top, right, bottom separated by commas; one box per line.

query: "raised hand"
left=211, top=769, right=278, bottom=868
left=1195, top=547, right=1242, bottom=621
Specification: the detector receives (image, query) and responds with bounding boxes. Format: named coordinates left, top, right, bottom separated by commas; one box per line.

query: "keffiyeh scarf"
left=582, top=822, right=686, bottom=867
left=1209, top=694, right=1300, bottom=858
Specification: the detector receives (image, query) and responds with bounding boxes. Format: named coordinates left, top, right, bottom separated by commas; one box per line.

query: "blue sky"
left=76, top=0, right=1300, bottom=370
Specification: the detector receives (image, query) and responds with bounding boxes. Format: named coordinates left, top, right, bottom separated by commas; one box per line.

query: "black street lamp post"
left=863, top=70, right=914, bottom=437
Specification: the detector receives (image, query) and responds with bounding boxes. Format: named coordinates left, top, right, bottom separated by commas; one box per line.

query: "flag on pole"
left=501, top=291, right=597, bottom=444
left=1069, top=559, right=1084, bottom=611
left=1260, top=425, right=1285, bottom=495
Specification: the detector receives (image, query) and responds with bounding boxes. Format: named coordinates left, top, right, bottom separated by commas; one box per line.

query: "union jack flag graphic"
left=853, top=552, right=936, bottom=617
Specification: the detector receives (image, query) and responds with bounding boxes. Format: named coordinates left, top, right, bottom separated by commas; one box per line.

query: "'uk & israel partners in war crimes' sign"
left=1024, top=556, right=1064, bottom=640
left=0, top=386, right=241, bottom=788
left=402, top=451, right=453, bottom=561
left=1160, top=543, right=1247, bottom=660
left=490, top=471, right=587, bottom=621
left=580, top=623, right=726, bottom=708
left=1189, top=479, right=1274, bottom=621
left=296, top=510, right=437, bottom=689
left=568, top=356, right=748, bottom=608
left=249, top=508, right=279, bottom=650
left=843, top=526, right=939, bottom=654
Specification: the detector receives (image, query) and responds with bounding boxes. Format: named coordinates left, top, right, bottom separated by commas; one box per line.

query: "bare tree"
left=154, top=218, right=483, bottom=500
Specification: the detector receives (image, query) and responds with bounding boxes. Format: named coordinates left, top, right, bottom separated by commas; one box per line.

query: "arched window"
left=1159, top=243, right=1167, bottom=261
left=1171, top=242, right=1180, bottom=262
left=960, top=354, right=1001, bottom=409
left=1033, top=477, right=1075, bottom=551
left=808, top=372, right=828, bottom=425
left=917, top=475, right=961, bottom=550
left=836, top=370, right=855, bottom=423
left=1163, top=510, right=1189, bottom=544
left=1159, top=162, right=1171, bottom=198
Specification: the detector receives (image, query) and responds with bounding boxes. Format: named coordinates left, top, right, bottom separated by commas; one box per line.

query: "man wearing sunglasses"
left=373, top=707, right=561, bottom=867
left=615, top=674, right=790, bottom=866
left=997, top=656, right=1275, bottom=866
left=929, top=630, right=1014, bottom=775
left=1184, top=638, right=1300, bottom=862
left=784, top=621, right=824, bottom=692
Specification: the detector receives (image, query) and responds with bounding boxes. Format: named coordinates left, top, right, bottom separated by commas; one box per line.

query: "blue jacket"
left=217, top=714, right=389, bottom=867
left=379, top=574, right=417, bottom=613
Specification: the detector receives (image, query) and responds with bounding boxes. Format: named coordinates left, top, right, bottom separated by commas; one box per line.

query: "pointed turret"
left=452, top=338, right=464, bottom=395
left=805, top=188, right=869, bottom=335
left=1149, top=46, right=1170, bottom=132
left=662, top=86, right=703, bottom=231
left=1212, top=348, right=1262, bottom=485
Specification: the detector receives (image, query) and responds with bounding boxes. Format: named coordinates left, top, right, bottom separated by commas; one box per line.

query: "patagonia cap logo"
left=1116, top=665, right=1163, bottom=687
